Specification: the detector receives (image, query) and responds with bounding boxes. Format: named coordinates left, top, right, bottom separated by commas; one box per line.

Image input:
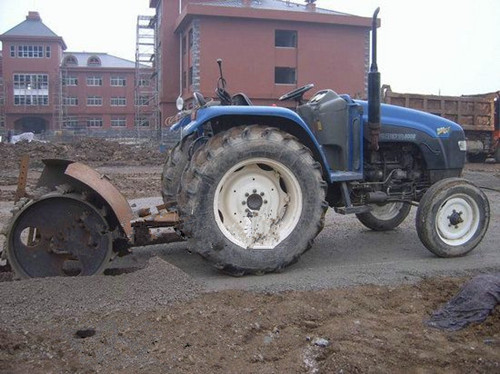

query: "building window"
left=182, top=36, right=187, bottom=55
left=275, top=30, right=297, bottom=48
left=135, top=95, right=150, bottom=106
left=275, top=67, right=296, bottom=84
left=188, top=67, right=193, bottom=87
left=87, top=56, right=101, bottom=66
left=45, top=46, right=51, bottom=58
left=16, top=45, right=44, bottom=58
left=13, top=74, right=48, bottom=89
left=135, top=117, right=150, bottom=127
left=14, top=95, right=49, bottom=106
left=86, top=76, right=102, bottom=86
left=188, top=29, right=194, bottom=48
left=63, top=55, right=78, bottom=66
left=63, top=117, right=79, bottom=128
left=137, top=78, right=150, bottom=87
left=10, top=45, right=15, bottom=57
left=63, top=97, right=79, bottom=106
left=110, top=97, right=127, bottom=106
left=62, top=76, right=78, bottom=86
left=13, top=74, right=49, bottom=106
left=87, top=117, right=103, bottom=127
left=87, top=96, right=102, bottom=106
left=111, top=117, right=127, bottom=127
left=110, top=76, right=126, bottom=86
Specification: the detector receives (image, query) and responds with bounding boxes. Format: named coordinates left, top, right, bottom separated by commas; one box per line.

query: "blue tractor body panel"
left=171, top=103, right=365, bottom=184
left=356, top=100, right=463, bottom=139
left=170, top=98, right=465, bottom=184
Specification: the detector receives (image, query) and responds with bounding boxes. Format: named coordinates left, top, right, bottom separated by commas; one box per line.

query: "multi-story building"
left=150, top=0, right=374, bottom=119
left=0, top=11, right=155, bottom=135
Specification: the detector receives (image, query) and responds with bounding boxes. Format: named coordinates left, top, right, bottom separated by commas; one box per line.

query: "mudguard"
left=36, top=159, right=134, bottom=238
left=171, top=105, right=332, bottom=177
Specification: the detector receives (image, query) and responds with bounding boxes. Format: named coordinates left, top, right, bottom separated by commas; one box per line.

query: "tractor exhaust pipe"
left=368, top=7, right=381, bottom=151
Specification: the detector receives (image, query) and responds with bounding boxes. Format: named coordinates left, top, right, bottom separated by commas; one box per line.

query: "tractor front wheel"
left=356, top=202, right=411, bottom=231
left=416, top=178, right=490, bottom=257
left=178, top=126, right=327, bottom=276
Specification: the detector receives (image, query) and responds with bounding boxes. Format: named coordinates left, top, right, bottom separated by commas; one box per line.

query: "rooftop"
left=190, top=0, right=350, bottom=16
left=0, top=11, right=67, bottom=48
left=62, top=52, right=137, bottom=69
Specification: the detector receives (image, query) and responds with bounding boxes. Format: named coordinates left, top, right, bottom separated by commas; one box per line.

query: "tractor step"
left=334, top=205, right=371, bottom=215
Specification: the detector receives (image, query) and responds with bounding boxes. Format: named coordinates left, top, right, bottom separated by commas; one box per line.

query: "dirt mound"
left=0, top=257, right=202, bottom=326
left=0, top=138, right=168, bottom=170
left=1, top=276, right=499, bottom=374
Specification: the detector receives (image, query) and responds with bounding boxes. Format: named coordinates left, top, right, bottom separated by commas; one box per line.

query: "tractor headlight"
left=458, top=140, right=467, bottom=151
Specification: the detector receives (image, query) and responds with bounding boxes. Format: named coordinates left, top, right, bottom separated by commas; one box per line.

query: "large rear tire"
left=416, top=178, right=490, bottom=257
left=161, top=134, right=194, bottom=210
left=356, top=202, right=411, bottom=231
left=178, top=126, right=328, bottom=276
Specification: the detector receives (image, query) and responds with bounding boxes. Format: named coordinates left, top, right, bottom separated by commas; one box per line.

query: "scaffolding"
left=135, top=15, right=160, bottom=139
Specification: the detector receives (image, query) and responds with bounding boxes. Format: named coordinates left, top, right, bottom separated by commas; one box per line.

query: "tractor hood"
left=355, top=100, right=464, bottom=139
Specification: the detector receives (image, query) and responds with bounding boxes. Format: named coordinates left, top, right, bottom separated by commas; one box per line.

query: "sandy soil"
left=0, top=139, right=499, bottom=373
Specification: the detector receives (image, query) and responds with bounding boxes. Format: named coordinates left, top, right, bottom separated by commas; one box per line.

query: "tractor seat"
left=232, top=93, right=253, bottom=106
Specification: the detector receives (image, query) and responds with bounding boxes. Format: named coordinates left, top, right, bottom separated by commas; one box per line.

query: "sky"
left=0, top=0, right=499, bottom=96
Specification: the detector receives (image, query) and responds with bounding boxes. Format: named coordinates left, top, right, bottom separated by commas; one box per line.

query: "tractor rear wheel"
left=356, top=202, right=411, bottom=231
left=178, top=126, right=328, bottom=276
left=416, top=178, right=490, bottom=257
left=161, top=134, right=195, bottom=210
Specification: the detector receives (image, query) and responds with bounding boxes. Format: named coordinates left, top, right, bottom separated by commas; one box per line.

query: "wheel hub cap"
left=246, top=193, right=264, bottom=211
left=436, top=195, right=480, bottom=246
left=214, top=158, right=302, bottom=249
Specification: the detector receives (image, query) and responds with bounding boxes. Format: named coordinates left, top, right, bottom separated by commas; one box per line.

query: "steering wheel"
left=216, top=87, right=232, bottom=105
left=278, top=83, right=315, bottom=102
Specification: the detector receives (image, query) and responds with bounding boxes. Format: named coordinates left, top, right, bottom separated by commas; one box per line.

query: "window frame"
left=275, top=30, right=298, bottom=48
left=275, top=67, right=297, bottom=85
left=110, top=97, right=127, bottom=106
left=86, top=76, right=103, bottom=86
left=86, top=96, right=103, bottom=106
left=110, top=76, right=126, bottom=87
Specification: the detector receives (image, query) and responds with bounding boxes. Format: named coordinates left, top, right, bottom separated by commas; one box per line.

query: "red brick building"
left=150, top=0, right=374, bottom=118
left=0, top=12, right=148, bottom=135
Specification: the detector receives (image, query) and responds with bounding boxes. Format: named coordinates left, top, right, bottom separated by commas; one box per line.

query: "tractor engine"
left=358, top=143, right=429, bottom=203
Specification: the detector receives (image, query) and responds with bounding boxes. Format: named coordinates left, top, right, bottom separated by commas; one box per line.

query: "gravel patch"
left=0, top=257, right=202, bottom=326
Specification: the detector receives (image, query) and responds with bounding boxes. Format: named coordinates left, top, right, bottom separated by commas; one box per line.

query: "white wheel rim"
left=370, top=202, right=404, bottom=221
left=214, top=158, right=302, bottom=249
left=435, top=194, right=480, bottom=246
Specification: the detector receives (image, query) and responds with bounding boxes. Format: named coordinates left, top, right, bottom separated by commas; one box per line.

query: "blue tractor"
left=2, top=9, right=490, bottom=279
left=161, top=8, right=490, bottom=275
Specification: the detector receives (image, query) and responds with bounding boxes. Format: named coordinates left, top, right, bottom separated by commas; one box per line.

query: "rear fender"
left=36, top=159, right=133, bottom=239
left=172, top=105, right=331, bottom=181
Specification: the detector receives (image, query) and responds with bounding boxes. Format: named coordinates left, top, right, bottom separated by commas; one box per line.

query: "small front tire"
left=416, top=178, right=490, bottom=257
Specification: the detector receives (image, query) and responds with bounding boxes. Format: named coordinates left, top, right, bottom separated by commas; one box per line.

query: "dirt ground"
left=0, top=139, right=499, bottom=373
